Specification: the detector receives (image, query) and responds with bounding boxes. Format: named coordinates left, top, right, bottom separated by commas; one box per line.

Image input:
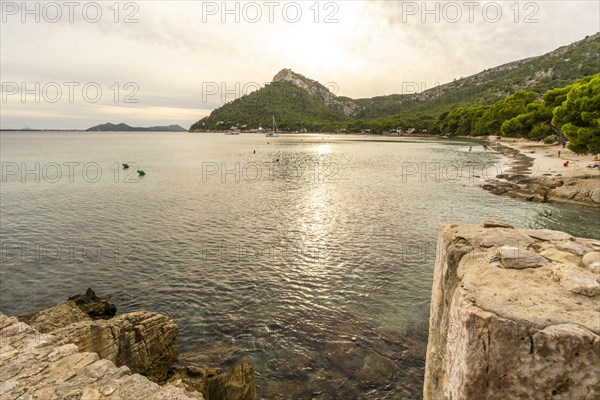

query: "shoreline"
left=480, top=137, right=600, bottom=207
left=485, top=136, right=600, bottom=178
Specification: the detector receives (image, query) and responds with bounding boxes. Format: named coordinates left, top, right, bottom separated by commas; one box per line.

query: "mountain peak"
left=272, top=68, right=362, bottom=116
left=272, top=68, right=304, bottom=83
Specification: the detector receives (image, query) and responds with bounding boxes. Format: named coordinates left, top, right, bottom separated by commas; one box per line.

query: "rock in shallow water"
left=168, top=362, right=258, bottom=400
left=207, top=362, right=257, bottom=400
left=68, top=287, right=117, bottom=320
left=15, top=291, right=259, bottom=399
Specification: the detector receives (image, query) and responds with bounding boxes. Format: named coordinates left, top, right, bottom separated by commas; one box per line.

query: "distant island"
left=87, top=123, right=188, bottom=132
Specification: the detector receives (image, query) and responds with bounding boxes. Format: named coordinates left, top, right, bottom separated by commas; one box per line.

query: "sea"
left=1, top=132, right=598, bottom=399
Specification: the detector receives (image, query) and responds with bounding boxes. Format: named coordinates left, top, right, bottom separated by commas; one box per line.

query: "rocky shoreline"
left=1, top=289, right=257, bottom=400
left=483, top=141, right=600, bottom=207
left=482, top=173, right=600, bottom=206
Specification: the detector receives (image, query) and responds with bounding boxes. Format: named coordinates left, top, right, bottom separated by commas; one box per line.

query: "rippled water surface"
left=1, top=132, right=599, bottom=399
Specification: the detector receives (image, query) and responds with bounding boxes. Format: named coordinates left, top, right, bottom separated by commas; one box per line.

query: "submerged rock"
left=167, top=362, right=258, bottom=400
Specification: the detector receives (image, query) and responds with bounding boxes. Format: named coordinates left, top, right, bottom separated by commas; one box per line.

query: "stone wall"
left=424, top=222, right=600, bottom=399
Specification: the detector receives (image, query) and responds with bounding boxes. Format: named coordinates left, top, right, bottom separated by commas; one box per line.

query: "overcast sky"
left=1, top=0, right=598, bottom=129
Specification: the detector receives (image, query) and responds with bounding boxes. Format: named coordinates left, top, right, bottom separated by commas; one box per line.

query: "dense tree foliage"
left=552, top=74, right=600, bottom=154
left=500, top=101, right=554, bottom=139
left=434, top=73, right=599, bottom=154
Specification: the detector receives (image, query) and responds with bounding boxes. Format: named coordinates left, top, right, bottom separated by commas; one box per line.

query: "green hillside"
left=190, top=81, right=349, bottom=132
left=191, top=33, right=600, bottom=134
left=355, top=32, right=600, bottom=119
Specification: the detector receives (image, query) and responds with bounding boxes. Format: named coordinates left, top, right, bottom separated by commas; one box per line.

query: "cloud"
left=1, top=0, right=598, bottom=129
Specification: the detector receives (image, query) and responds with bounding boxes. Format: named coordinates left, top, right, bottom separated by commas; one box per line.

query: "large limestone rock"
left=13, top=292, right=259, bottom=399
left=18, top=300, right=91, bottom=333
left=51, top=311, right=180, bottom=382
left=0, top=312, right=204, bottom=399
left=17, top=302, right=180, bottom=382
left=424, top=223, right=600, bottom=400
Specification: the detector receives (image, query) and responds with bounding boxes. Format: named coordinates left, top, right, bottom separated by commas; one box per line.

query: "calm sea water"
left=1, top=132, right=598, bottom=399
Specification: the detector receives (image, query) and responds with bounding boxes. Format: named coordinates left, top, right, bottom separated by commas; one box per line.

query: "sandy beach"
left=486, top=136, right=600, bottom=178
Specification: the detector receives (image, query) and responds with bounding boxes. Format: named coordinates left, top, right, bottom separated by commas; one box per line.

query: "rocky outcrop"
left=424, top=223, right=600, bottom=400
left=52, top=311, right=180, bottom=382
left=68, top=287, right=117, bottom=319
left=273, top=68, right=362, bottom=116
left=482, top=174, right=600, bottom=207
left=18, top=302, right=179, bottom=382
left=18, top=300, right=91, bottom=333
left=0, top=312, right=203, bottom=399
left=12, top=290, right=258, bottom=400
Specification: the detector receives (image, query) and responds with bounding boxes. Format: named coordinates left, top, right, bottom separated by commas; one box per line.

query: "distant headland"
left=87, top=123, right=188, bottom=132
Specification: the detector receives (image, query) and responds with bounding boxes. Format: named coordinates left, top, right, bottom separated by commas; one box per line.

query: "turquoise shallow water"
left=1, top=132, right=598, bottom=399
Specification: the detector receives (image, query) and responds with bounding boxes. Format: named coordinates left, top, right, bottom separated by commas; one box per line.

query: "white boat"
left=265, top=116, right=279, bottom=137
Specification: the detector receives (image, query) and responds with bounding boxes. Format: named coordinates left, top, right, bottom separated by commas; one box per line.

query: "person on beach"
left=563, top=161, right=569, bottom=167
left=469, top=146, right=472, bottom=152
left=558, top=150, right=561, bottom=158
